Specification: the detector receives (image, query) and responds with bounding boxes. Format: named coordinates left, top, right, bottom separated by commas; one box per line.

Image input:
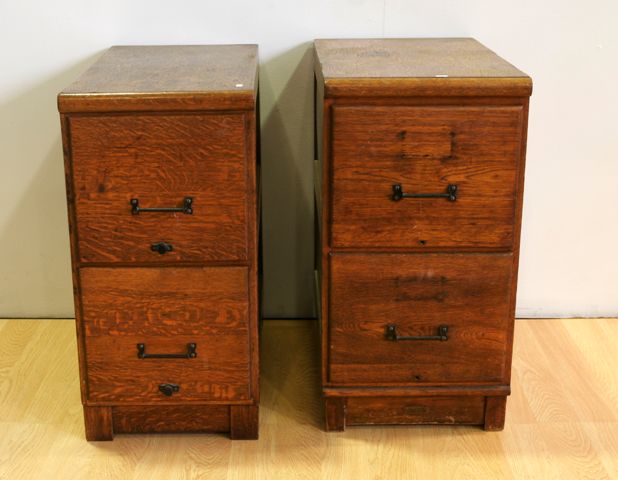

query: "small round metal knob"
left=151, top=242, right=173, bottom=254
left=158, top=383, right=179, bottom=397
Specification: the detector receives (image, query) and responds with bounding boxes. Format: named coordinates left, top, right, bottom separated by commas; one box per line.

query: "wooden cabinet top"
left=314, top=38, right=532, bottom=98
left=58, top=45, right=258, bottom=113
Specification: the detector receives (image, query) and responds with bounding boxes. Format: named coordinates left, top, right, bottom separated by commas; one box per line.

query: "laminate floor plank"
left=529, top=320, right=616, bottom=422
left=561, top=319, right=618, bottom=419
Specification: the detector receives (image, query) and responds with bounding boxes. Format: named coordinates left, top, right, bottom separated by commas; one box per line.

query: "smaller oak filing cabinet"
left=314, top=38, right=532, bottom=431
left=58, top=45, right=260, bottom=440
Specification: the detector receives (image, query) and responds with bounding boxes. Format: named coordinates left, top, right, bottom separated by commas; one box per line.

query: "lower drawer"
left=85, top=334, right=250, bottom=403
left=80, top=266, right=251, bottom=403
left=328, top=253, right=513, bottom=385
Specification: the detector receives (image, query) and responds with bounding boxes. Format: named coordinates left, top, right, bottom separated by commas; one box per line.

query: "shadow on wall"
left=0, top=54, right=102, bottom=317
left=260, top=43, right=316, bottom=318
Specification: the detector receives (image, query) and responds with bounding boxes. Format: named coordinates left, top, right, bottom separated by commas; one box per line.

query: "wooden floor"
left=1, top=318, right=617, bottom=479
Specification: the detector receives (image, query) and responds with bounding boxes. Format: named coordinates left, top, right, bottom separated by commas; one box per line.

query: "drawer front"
left=328, top=253, right=512, bottom=385
left=331, top=106, right=523, bottom=249
left=81, top=267, right=251, bottom=403
left=70, top=114, right=249, bottom=263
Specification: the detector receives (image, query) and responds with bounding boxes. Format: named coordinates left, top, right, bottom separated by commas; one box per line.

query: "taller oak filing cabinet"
left=58, top=45, right=260, bottom=440
left=314, top=38, right=532, bottom=431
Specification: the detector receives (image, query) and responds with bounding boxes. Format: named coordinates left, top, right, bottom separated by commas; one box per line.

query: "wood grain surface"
left=345, top=396, right=486, bottom=426
left=69, top=113, right=248, bottom=264
left=78, top=267, right=250, bottom=404
left=331, top=105, right=523, bottom=250
left=112, top=405, right=231, bottom=434
left=80, top=267, right=248, bottom=337
left=1, top=319, right=617, bottom=479
left=230, top=405, right=259, bottom=440
left=83, top=406, right=113, bottom=441
left=85, top=333, right=251, bottom=403
left=328, top=253, right=513, bottom=385
left=314, top=38, right=532, bottom=97
left=58, top=45, right=258, bottom=112
left=314, top=39, right=531, bottom=432
left=59, top=45, right=260, bottom=439
left=485, top=396, right=509, bottom=431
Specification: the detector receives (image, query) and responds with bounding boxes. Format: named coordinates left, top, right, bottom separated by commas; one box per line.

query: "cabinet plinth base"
left=230, top=405, right=259, bottom=440
left=83, top=406, right=113, bottom=441
left=323, top=394, right=507, bottom=431
left=324, top=398, right=346, bottom=431
left=483, top=396, right=507, bottom=431
left=82, top=404, right=259, bottom=440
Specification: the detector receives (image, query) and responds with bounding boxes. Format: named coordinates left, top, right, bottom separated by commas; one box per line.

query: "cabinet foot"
left=484, top=396, right=507, bottom=431
left=230, top=405, right=259, bottom=440
left=324, top=398, right=346, bottom=431
left=83, top=406, right=113, bottom=441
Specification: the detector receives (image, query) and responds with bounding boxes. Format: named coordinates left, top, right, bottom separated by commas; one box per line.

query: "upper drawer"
left=69, top=114, right=249, bottom=263
left=331, top=106, right=524, bottom=249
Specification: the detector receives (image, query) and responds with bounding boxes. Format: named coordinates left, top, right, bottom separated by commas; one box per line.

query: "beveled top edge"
left=59, top=44, right=258, bottom=112
left=314, top=38, right=530, bottom=85
left=321, top=76, right=533, bottom=98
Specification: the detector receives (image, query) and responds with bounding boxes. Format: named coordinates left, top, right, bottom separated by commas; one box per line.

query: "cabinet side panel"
left=505, top=97, right=530, bottom=383
left=60, top=113, right=88, bottom=405
left=314, top=73, right=325, bottom=384
left=244, top=109, right=260, bottom=403
left=318, top=83, right=334, bottom=387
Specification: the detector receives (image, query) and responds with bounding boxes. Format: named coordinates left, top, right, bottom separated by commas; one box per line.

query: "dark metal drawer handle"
left=392, top=184, right=457, bottom=202
left=130, top=197, right=193, bottom=215
left=137, top=343, right=197, bottom=359
left=385, top=324, right=448, bottom=342
left=151, top=242, right=173, bottom=254
left=159, top=383, right=180, bottom=397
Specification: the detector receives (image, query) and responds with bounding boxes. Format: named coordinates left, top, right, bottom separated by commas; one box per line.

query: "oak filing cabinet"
left=313, top=38, right=532, bottom=431
left=58, top=45, right=260, bottom=440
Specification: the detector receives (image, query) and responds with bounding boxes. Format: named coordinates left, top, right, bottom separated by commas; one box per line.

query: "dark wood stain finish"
left=230, top=405, right=259, bottom=440
left=314, top=38, right=531, bottom=431
left=59, top=45, right=259, bottom=440
left=324, top=397, right=346, bottom=432
left=83, top=406, right=113, bottom=441
left=86, top=333, right=251, bottom=403
left=484, top=396, right=509, bottom=431
left=314, top=38, right=531, bottom=98
left=81, top=267, right=249, bottom=336
left=58, top=45, right=258, bottom=113
left=331, top=106, right=523, bottom=249
left=346, top=396, right=486, bottom=426
left=329, top=253, right=513, bottom=385
left=70, top=114, right=248, bottom=263
left=112, top=405, right=231, bottom=434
